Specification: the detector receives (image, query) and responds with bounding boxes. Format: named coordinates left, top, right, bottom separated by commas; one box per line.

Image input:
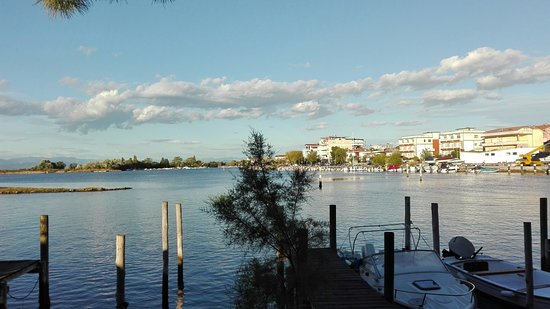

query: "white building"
left=398, top=132, right=440, bottom=159
left=461, top=148, right=534, bottom=164
left=439, top=128, right=484, bottom=156
left=306, top=136, right=365, bottom=163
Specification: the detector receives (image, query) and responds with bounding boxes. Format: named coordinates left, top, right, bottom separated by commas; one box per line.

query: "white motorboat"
left=442, top=236, right=550, bottom=308
left=341, top=224, right=476, bottom=309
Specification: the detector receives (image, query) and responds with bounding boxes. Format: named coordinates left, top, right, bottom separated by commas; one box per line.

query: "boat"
left=339, top=224, right=476, bottom=309
left=442, top=236, right=550, bottom=308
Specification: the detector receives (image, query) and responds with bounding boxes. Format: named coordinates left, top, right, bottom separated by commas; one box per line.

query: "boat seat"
left=463, top=261, right=489, bottom=272
left=362, top=244, right=375, bottom=258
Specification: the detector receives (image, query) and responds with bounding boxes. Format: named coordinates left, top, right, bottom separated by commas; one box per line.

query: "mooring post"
left=384, top=232, right=394, bottom=303
left=318, top=174, right=322, bottom=190
left=176, top=203, right=184, bottom=291
left=541, top=198, right=549, bottom=271
left=116, top=234, right=126, bottom=309
left=406, top=163, right=409, bottom=178
left=534, top=164, right=537, bottom=175
left=330, top=204, right=336, bottom=251
left=161, top=201, right=169, bottom=308
left=405, top=197, right=411, bottom=251
left=508, top=163, right=511, bottom=175
left=524, top=222, right=534, bottom=309
left=419, top=164, right=423, bottom=182
left=521, top=163, right=524, bottom=175
left=431, top=203, right=440, bottom=255
left=39, top=215, right=50, bottom=309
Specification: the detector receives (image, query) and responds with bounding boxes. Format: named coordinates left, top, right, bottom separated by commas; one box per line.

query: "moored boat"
left=340, top=224, right=476, bottom=309
left=442, top=236, right=550, bottom=308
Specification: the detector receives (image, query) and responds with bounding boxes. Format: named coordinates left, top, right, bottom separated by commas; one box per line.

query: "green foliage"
left=330, top=146, right=347, bottom=165
left=232, top=258, right=278, bottom=309
left=386, top=152, right=403, bottom=166
left=206, top=130, right=327, bottom=306
left=421, top=149, right=433, bottom=161
left=371, top=153, right=387, bottom=167
left=285, top=150, right=304, bottom=164
left=306, top=151, right=319, bottom=165
left=450, top=149, right=460, bottom=158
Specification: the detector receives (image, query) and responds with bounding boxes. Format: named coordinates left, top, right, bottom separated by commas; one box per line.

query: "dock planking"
left=305, top=248, right=397, bottom=308
left=0, top=260, right=40, bottom=282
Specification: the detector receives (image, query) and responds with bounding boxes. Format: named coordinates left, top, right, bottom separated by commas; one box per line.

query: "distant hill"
left=0, top=157, right=91, bottom=170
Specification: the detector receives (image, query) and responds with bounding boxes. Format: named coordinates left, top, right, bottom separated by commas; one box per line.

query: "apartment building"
left=439, top=128, right=484, bottom=156
left=305, top=136, right=365, bottom=163
left=483, top=125, right=549, bottom=152
left=398, top=132, right=440, bottom=159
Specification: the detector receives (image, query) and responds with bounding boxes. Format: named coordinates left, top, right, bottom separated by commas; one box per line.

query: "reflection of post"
left=162, top=202, right=169, bottom=309
left=541, top=198, right=549, bottom=271
left=116, top=234, right=126, bottom=309
left=330, top=204, right=336, bottom=251
left=40, top=215, right=50, bottom=309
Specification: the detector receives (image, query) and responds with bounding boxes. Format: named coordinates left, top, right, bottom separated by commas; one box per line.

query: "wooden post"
left=405, top=196, right=411, bottom=251
left=176, top=203, right=184, bottom=290
left=524, top=222, right=534, bottom=309
left=329, top=204, right=336, bottom=251
left=419, top=164, right=423, bottom=182
left=431, top=203, right=440, bottom=255
left=508, top=163, right=511, bottom=175
left=39, top=215, right=50, bottom=309
left=542, top=198, right=549, bottom=271
left=406, top=164, right=409, bottom=178
left=384, top=232, right=394, bottom=303
left=534, top=164, right=537, bottom=175
left=318, top=174, right=322, bottom=190
left=116, top=234, right=126, bottom=309
left=546, top=239, right=550, bottom=275
left=161, top=201, right=169, bottom=309
left=0, top=282, right=6, bottom=309
left=521, top=163, right=524, bottom=175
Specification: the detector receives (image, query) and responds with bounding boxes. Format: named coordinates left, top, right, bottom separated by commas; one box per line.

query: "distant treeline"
left=29, top=156, right=242, bottom=172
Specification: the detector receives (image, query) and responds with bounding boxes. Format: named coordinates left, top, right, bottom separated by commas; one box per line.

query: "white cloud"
left=0, top=79, right=8, bottom=90
left=292, top=101, right=320, bottom=114
left=362, top=121, right=388, bottom=128
left=394, top=121, right=424, bottom=127
left=306, top=122, right=328, bottom=131
left=422, top=89, right=480, bottom=106
left=78, top=45, right=97, bottom=56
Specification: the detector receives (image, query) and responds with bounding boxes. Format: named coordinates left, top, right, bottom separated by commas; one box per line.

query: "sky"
left=2, top=1, right=550, bottom=162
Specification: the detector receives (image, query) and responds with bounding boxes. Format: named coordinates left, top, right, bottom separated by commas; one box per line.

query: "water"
left=1, top=169, right=549, bottom=308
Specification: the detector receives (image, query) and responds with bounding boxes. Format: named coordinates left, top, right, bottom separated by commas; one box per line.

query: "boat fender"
left=500, top=290, right=516, bottom=298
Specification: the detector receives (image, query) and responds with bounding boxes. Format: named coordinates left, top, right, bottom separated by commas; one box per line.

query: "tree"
left=421, top=149, right=433, bottom=161
left=38, top=0, right=173, bottom=18
left=306, top=151, right=319, bottom=165
left=386, top=152, right=403, bottom=166
left=371, top=153, right=387, bottom=167
left=450, top=149, right=460, bottom=159
left=330, top=146, right=347, bottom=165
left=285, top=150, right=304, bottom=165
left=206, top=130, right=326, bottom=306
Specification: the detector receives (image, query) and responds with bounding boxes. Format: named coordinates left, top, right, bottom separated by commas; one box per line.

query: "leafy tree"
left=421, top=149, right=433, bottom=161
left=371, top=153, right=387, bottom=167
left=232, top=257, right=278, bottom=308
left=38, top=0, right=173, bottom=18
left=450, top=149, right=460, bottom=159
left=285, top=150, right=304, bottom=165
left=206, top=130, right=327, bottom=307
left=386, top=152, right=403, bottom=166
left=330, top=146, right=347, bottom=165
left=306, top=151, right=319, bottom=165
left=171, top=156, right=183, bottom=167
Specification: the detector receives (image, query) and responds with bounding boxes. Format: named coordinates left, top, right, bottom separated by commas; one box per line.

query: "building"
left=483, top=125, right=550, bottom=152
left=398, top=132, right=440, bottom=159
left=305, top=136, right=365, bottom=163
left=439, top=128, right=484, bottom=156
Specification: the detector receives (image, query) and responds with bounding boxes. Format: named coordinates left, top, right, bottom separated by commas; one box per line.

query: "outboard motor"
left=445, top=236, right=482, bottom=259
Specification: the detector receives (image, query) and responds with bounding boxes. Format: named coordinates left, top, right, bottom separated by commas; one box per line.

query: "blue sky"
left=2, top=1, right=550, bottom=161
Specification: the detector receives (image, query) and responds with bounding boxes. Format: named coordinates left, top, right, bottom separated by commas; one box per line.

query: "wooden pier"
left=304, top=248, right=397, bottom=308
left=0, top=215, right=50, bottom=309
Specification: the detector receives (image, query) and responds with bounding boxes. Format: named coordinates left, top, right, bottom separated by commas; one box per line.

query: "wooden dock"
left=305, top=248, right=397, bottom=308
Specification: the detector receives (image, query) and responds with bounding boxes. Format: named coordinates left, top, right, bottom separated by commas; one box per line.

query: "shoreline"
left=0, top=186, right=132, bottom=194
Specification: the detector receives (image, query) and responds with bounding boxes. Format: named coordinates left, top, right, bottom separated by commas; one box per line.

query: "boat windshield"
left=370, top=250, right=448, bottom=276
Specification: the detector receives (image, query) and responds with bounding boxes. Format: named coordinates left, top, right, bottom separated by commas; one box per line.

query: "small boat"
left=340, top=224, right=476, bottom=309
left=442, top=236, right=550, bottom=308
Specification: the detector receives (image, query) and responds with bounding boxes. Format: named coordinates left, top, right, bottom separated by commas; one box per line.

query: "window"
left=457, top=134, right=460, bottom=138
left=513, top=152, right=517, bottom=155
left=474, top=135, right=478, bottom=138
left=491, top=153, right=495, bottom=156
left=485, top=153, right=489, bottom=156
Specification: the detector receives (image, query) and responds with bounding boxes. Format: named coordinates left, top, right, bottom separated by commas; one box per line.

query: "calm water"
left=1, top=169, right=549, bottom=308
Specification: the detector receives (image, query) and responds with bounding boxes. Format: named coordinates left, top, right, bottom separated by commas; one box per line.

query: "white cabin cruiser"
left=341, top=224, right=476, bottom=309
left=442, top=236, right=550, bottom=308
